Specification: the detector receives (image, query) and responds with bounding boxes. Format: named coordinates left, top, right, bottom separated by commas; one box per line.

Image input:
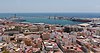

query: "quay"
left=48, top=16, right=100, bottom=23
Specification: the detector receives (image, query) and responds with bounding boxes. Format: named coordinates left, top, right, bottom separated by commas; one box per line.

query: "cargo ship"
left=70, top=18, right=92, bottom=22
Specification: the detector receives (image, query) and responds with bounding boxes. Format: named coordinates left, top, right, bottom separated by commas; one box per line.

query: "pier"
left=48, top=16, right=100, bottom=23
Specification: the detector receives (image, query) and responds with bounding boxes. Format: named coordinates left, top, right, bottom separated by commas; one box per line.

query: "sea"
left=0, top=13, right=100, bottom=25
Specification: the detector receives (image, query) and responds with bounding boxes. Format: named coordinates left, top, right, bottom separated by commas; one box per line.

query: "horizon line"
left=0, top=12, right=100, bottom=13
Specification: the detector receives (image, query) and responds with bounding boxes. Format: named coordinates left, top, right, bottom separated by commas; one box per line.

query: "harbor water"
left=0, top=13, right=100, bottom=25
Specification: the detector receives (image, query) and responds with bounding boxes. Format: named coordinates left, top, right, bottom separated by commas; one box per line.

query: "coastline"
left=0, top=14, right=100, bottom=53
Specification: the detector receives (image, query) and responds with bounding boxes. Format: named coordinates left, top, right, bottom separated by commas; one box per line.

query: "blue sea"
left=0, top=13, right=100, bottom=25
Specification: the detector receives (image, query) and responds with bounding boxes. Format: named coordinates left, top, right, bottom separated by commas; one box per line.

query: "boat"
left=70, top=18, right=91, bottom=22
left=8, top=14, right=26, bottom=22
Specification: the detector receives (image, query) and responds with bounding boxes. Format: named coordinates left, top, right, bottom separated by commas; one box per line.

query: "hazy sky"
left=0, top=0, right=100, bottom=13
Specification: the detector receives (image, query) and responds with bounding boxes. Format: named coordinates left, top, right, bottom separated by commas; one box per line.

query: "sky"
left=0, top=0, right=100, bottom=13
